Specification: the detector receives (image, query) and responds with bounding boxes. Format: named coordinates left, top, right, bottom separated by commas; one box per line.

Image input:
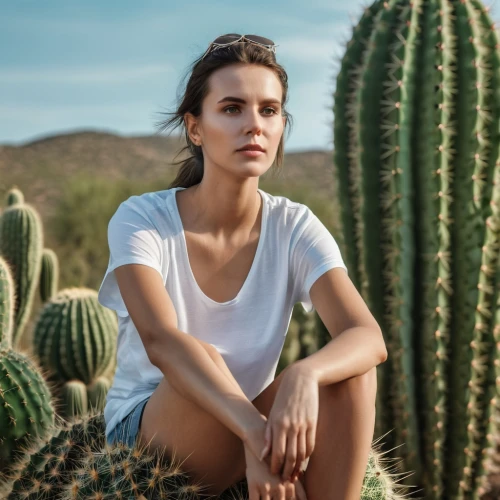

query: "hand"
left=260, top=365, right=319, bottom=482
left=244, top=444, right=308, bottom=500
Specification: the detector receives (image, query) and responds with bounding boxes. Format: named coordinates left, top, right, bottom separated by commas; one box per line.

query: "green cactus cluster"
left=0, top=187, right=118, bottom=419
left=333, top=0, right=500, bottom=498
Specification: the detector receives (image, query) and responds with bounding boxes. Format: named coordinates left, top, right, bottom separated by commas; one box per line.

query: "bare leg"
left=302, top=368, right=377, bottom=500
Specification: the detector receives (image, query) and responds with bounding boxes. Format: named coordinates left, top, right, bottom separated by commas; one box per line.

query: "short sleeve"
left=97, top=199, right=164, bottom=317
left=290, top=206, right=348, bottom=313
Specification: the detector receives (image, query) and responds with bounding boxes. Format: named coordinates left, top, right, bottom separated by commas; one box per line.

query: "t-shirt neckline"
left=169, top=186, right=268, bottom=307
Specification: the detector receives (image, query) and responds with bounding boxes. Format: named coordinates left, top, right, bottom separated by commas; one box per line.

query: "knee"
left=331, top=367, right=378, bottom=405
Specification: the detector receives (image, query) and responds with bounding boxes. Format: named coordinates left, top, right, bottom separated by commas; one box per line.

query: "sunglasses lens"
left=245, top=35, right=275, bottom=46
left=213, top=34, right=241, bottom=44
left=203, top=34, right=276, bottom=60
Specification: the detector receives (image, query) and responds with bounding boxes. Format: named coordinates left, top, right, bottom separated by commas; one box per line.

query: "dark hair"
left=154, top=37, right=293, bottom=189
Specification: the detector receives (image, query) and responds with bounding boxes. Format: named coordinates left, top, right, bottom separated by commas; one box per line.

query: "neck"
left=182, top=180, right=262, bottom=240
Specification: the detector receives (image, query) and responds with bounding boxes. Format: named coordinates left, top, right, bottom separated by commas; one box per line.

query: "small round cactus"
left=33, top=287, right=117, bottom=417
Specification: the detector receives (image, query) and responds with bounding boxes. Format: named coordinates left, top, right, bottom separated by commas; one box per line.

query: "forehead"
left=206, top=64, right=282, bottom=102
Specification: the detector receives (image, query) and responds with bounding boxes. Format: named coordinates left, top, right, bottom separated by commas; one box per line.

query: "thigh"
left=137, top=364, right=292, bottom=496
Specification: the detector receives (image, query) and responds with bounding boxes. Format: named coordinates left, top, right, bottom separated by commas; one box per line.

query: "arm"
left=294, top=267, right=388, bottom=386
left=295, top=326, right=387, bottom=386
left=147, top=325, right=266, bottom=442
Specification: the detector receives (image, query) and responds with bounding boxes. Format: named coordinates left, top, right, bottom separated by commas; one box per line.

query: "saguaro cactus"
left=333, top=0, right=500, bottom=498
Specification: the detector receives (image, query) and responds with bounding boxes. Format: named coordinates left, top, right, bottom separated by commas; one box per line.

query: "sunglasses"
left=201, top=34, right=278, bottom=61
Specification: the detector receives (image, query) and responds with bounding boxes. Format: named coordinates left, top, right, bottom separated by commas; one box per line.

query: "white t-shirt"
left=97, top=186, right=348, bottom=439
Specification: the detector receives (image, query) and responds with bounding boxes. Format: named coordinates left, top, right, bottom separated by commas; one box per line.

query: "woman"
left=97, top=34, right=387, bottom=500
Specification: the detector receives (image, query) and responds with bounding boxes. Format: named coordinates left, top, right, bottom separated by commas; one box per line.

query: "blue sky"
left=2, top=0, right=499, bottom=153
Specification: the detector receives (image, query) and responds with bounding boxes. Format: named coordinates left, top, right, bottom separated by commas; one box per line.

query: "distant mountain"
left=0, top=129, right=336, bottom=191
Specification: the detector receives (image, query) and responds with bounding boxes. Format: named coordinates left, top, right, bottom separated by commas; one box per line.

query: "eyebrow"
left=217, top=96, right=281, bottom=105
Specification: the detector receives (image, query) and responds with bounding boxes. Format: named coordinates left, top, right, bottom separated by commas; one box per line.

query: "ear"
left=184, top=112, right=201, bottom=145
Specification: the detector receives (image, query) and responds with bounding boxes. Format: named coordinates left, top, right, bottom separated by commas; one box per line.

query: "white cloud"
left=0, top=64, right=173, bottom=84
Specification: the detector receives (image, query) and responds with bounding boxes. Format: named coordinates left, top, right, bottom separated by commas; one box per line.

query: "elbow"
left=144, top=326, right=202, bottom=374
left=143, top=329, right=172, bottom=370
left=144, top=336, right=162, bottom=368
left=379, top=349, right=388, bottom=363
left=374, top=328, right=388, bottom=363
left=378, top=340, right=388, bottom=363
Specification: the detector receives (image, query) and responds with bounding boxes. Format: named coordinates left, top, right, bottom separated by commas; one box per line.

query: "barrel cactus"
left=66, top=439, right=410, bottom=500
left=0, top=348, right=56, bottom=473
left=333, top=0, right=500, bottom=497
left=0, top=411, right=249, bottom=500
left=32, top=287, right=118, bottom=418
left=0, top=412, right=107, bottom=499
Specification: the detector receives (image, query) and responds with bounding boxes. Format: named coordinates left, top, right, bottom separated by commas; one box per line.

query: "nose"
left=244, top=108, right=263, bottom=135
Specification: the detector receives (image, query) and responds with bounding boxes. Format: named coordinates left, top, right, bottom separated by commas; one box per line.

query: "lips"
left=237, top=145, right=265, bottom=152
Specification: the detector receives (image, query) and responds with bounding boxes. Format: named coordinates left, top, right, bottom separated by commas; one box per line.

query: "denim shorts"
left=106, top=397, right=150, bottom=448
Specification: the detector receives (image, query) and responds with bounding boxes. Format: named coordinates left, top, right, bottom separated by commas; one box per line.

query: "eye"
left=223, top=105, right=279, bottom=115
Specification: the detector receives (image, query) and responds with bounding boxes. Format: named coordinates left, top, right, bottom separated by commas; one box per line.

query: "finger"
left=274, top=484, right=286, bottom=500
left=294, top=476, right=308, bottom=500
left=282, top=428, right=297, bottom=481
left=248, top=484, right=259, bottom=500
left=292, top=429, right=307, bottom=479
left=271, top=423, right=287, bottom=476
left=305, top=422, right=316, bottom=459
left=284, top=482, right=295, bottom=499
left=261, top=421, right=272, bottom=461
